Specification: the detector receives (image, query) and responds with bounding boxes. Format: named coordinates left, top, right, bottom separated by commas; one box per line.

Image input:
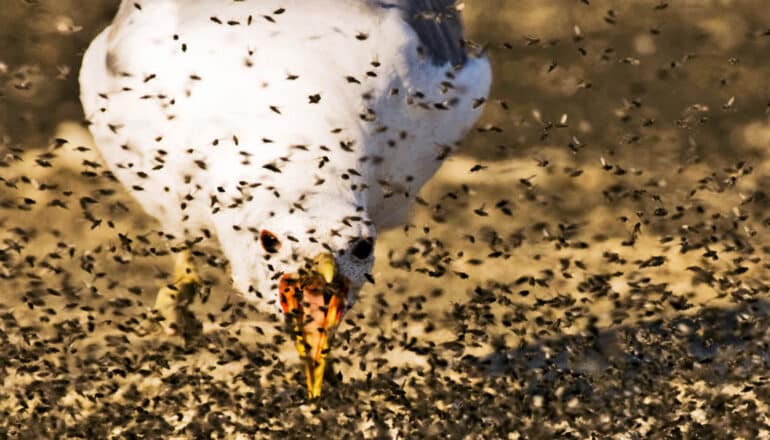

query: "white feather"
left=80, top=0, right=491, bottom=311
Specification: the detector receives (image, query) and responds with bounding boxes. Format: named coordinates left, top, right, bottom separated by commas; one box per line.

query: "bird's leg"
left=153, top=249, right=199, bottom=336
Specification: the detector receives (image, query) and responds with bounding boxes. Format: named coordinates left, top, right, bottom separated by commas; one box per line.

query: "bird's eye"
left=260, top=229, right=282, bottom=253
left=351, top=238, right=374, bottom=260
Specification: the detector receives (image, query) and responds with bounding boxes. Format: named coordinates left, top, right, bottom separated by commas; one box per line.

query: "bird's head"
left=225, top=206, right=375, bottom=398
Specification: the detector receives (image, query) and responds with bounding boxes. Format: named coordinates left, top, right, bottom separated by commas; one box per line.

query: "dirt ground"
left=1, top=0, right=770, bottom=438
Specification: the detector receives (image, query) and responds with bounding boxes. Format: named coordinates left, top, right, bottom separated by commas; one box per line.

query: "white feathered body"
left=80, top=0, right=491, bottom=306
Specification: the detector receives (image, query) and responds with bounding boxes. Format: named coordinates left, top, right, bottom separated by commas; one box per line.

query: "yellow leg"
left=153, top=250, right=199, bottom=336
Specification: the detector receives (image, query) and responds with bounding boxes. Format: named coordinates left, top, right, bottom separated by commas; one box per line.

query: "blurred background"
left=2, top=0, right=770, bottom=437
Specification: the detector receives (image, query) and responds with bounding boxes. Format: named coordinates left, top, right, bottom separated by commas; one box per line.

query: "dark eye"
left=351, top=238, right=373, bottom=260
left=260, top=230, right=282, bottom=253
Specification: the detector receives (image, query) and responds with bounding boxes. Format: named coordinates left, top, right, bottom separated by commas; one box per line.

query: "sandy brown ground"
left=2, top=0, right=770, bottom=438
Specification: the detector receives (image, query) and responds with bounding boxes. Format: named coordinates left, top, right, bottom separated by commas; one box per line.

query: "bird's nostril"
left=351, top=238, right=374, bottom=260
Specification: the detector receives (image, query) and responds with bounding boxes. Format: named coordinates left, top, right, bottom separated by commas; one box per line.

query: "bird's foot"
left=153, top=278, right=198, bottom=336
left=138, top=250, right=201, bottom=337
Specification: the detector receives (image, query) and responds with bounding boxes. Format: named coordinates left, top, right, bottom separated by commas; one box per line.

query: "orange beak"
left=279, top=253, right=348, bottom=398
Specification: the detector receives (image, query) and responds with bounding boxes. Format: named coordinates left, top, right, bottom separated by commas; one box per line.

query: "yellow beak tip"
left=313, top=252, right=336, bottom=283
left=305, top=357, right=326, bottom=399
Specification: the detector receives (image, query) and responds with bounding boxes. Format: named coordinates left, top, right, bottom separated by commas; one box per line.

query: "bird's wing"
left=361, top=1, right=490, bottom=228
left=374, top=0, right=468, bottom=66
left=403, top=0, right=468, bottom=65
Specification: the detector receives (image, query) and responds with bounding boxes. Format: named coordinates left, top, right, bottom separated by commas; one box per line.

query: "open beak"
left=279, top=252, right=348, bottom=398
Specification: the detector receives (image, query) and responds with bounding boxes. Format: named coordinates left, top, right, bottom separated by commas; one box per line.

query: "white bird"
left=80, top=0, right=491, bottom=398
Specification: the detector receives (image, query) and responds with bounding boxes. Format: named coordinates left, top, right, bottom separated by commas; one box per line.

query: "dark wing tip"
left=404, top=0, right=468, bottom=66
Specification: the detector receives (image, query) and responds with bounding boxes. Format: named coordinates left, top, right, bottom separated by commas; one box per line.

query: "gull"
left=80, top=0, right=491, bottom=398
